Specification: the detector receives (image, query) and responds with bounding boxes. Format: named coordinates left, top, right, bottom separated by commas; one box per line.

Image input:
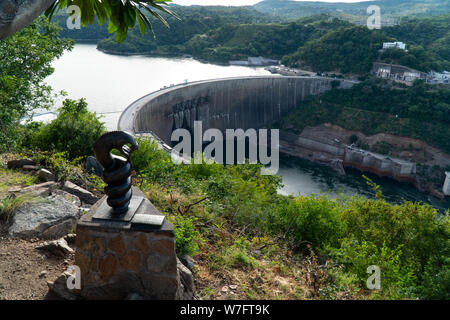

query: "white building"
left=383, top=42, right=406, bottom=50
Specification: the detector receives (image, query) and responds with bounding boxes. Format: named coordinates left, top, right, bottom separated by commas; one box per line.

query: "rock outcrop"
left=279, top=123, right=450, bottom=198
left=8, top=194, right=80, bottom=239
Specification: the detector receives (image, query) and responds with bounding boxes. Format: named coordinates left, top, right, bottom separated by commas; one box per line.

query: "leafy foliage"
left=45, top=0, right=179, bottom=43
left=132, top=136, right=449, bottom=299
left=29, top=99, right=106, bottom=159
left=171, top=215, right=200, bottom=257
left=282, top=26, right=389, bottom=74
left=254, top=0, right=450, bottom=21
left=0, top=17, right=73, bottom=152
left=282, top=13, right=450, bottom=74
left=95, top=5, right=281, bottom=57
left=183, top=18, right=350, bottom=63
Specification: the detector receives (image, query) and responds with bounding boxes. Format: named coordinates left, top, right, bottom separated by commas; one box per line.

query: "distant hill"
left=95, top=13, right=348, bottom=62
left=54, top=3, right=449, bottom=73
left=55, top=5, right=277, bottom=41
left=254, top=0, right=450, bottom=22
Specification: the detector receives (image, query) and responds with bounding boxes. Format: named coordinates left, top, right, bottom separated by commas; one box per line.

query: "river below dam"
left=44, top=44, right=450, bottom=211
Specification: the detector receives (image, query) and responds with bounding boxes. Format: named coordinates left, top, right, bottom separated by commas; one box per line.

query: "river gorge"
left=45, top=44, right=450, bottom=211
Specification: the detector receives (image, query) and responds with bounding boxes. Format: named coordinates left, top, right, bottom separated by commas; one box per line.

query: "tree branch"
left=0, top=0, right=55, bottom=39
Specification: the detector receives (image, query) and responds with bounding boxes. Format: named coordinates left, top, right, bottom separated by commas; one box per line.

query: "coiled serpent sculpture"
left=94, top=131, right=138, bottom=215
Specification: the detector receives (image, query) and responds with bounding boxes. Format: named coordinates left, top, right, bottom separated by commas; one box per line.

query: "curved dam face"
left=118, top=76, right=356, bottom=146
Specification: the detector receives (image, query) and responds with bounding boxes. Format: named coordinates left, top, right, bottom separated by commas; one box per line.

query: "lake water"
left=45, top=44, right=450, bottom=211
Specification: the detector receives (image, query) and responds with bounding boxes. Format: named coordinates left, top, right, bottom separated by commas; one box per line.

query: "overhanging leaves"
left=44, top=0, right=179, bottom=43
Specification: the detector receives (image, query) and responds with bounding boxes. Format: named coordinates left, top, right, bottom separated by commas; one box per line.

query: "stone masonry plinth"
left=75, top=187, right=184, bottom=300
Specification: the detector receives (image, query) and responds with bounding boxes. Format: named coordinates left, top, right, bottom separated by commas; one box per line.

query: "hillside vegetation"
left=54, top=5, right=275, bottom=43
left=277, top=78, right=450, bottom=154
left=74, top=9, right=450, bottom=74
left=1, top=17, right=449, bottom=300
left=254, top=0, right=450, bottom=21
left=50, top=2, right=450, bottom=73
left=282, top=13, right=450, bottom=73
left=130, top=137, right=450, bottom=300
left=182, top=18, right=349, bottom=63
left=95, top=14, right=349, bottom=62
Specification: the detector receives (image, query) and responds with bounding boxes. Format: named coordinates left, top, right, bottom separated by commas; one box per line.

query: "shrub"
left=341, top=196, right=449, bottom=273
left=171, top=215, right=200, bottom=257
left=420, top=257, right=450, bottom=299
left=33, top=151, right=81, bottom=183
left=209, top=238, right=256, bottom=270
left=349, top=134, right=358, bottom=144
left=131, top=137, right=181, bottom=187
left=31, top=99, right=106, bottom=160
left=327, top=239, right=418, bottom=299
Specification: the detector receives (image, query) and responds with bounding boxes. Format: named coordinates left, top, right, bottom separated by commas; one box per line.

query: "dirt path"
left=0, top=236, right=74, bottom=300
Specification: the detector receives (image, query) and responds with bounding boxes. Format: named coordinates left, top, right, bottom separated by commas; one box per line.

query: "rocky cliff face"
left=280, top=123, right=450, bottom=199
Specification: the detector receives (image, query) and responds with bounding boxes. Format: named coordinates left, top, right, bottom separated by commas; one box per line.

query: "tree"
left=0, top=0, right=178, bottom=42
left=32, top=98, right=107, bottom=159
left=0, top=16, right=73, bottom=151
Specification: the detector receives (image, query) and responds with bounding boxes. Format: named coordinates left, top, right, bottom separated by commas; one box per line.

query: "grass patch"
left=0, top=167, right=38, bottom=195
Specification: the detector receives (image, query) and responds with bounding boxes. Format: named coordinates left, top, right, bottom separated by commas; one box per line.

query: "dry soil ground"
left=0, top=235, right=75, bottom=300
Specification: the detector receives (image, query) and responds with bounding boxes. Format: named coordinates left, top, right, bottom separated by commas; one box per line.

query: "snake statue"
left=94, top=131, right=139, bottom=215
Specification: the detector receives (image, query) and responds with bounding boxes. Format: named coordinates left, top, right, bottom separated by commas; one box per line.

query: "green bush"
left=131, top=137, right=165, bottom=173
left=31, top=99, right=106, bottom=159
left=211, top=238, right=256, bottom=270
left=131, top=137, right=185, bottom=188
left=328, top=239, right=418, bottom=299
left=172, top=215, right=200, bottom=257
left=420, top=257, right=450, bottom=300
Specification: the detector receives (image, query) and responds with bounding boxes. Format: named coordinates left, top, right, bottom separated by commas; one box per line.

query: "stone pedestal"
left=75, top=187, right=192, bottom=300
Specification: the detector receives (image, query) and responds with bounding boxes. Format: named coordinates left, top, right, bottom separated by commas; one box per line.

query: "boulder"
left=63, top=181, right=98, bottom=205
left=7, top=159, right=36, bottom=169
left=180, top=254, right=195, bottom=271
left=47, top=271, right=81, bottom=300
left=38, top=169, right=56, bottom=182
left=8, top=194, right=80, bottom=239
left=52, top=189, right=82, bottom=207
left=85, top=156, right=103, bottom=177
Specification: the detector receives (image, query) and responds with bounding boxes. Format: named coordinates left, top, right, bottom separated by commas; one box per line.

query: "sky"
left=172, top=0, right=369, bottom=6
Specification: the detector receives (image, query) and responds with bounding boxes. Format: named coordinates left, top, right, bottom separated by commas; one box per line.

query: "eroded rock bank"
left=280, top=123, right=450, bottom=199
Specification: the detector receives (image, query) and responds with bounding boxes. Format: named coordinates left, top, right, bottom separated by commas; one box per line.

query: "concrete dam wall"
left=118, top=76, right=356, bottom=146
